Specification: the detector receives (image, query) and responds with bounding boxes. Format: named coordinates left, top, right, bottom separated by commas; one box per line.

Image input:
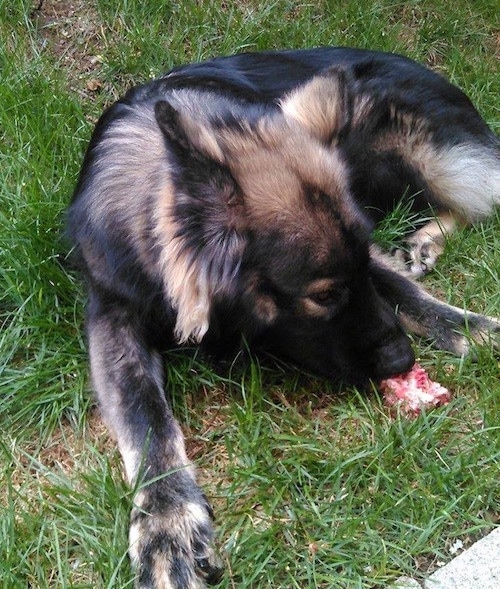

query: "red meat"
left=380, top=362, right=450, bottom=416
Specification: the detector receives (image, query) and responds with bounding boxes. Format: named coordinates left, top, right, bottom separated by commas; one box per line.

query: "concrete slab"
left=392, top=576, right=422, bottom=588
left=424, top=527, right=500, bottom=589
left=391, top=527, right=500, bottom=589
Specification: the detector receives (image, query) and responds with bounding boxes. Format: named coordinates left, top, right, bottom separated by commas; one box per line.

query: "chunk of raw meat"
left=380, top=362, right=450, bottom=416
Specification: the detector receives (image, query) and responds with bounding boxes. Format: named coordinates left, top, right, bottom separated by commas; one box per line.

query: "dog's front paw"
left=129, top=483, right=223, bottom=588
left=454, top=312, right=500, bottom=356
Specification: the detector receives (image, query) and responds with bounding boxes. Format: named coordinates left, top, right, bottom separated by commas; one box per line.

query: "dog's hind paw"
left=129, top=484, right=223, bottom=589
left=405, top=238, right=444, bottom=277
left=402, top=213, right=459, bottom=277
left=386, top=237, right=444, bottom=278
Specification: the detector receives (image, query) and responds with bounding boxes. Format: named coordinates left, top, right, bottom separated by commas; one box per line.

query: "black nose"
left=372, top=336, right=415, bottom=380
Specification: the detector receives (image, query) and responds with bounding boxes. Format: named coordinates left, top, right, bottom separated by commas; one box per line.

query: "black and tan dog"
left=67, top=47, right=500, bottom=588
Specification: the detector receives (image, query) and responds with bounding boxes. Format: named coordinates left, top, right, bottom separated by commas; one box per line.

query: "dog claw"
left=129, top=484, right=223, bottom=589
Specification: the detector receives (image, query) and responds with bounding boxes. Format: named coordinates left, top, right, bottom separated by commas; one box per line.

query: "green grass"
left=1, top=0, right=499, bottom=587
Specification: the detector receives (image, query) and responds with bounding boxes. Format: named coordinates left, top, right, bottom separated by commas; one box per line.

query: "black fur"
left=67, top=47, right=500, bottom=588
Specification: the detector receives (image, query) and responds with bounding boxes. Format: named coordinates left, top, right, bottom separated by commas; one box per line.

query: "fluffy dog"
left=67, top=47, right=500, bottom=588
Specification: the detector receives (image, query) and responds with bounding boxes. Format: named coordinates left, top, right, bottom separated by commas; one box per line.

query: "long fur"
left=67, top=47, right=500, bottom=589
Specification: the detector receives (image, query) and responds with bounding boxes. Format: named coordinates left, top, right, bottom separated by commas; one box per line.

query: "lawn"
left=1, top=0, right=499, bottom=587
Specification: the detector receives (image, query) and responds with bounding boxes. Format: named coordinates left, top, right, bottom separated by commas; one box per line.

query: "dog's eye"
left=302, top=285, right=348, bottom=318
left=309, top=289, right=339, bottom=306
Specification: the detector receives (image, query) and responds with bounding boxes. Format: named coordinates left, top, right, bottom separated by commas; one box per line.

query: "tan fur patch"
left=280, top=73, right=347, bottom=142
left=254, top=292, right=278, bottom=323
left=219, top=118, right=352, bottom=235
left=176, top=108, right=226, bottom=163
left=159, top=227, right=212, bottom=343
left=351, top=94, right=375, bottom=127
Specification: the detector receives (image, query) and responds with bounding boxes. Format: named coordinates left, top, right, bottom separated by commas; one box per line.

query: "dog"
left=67, top=47, right=500, bottom=588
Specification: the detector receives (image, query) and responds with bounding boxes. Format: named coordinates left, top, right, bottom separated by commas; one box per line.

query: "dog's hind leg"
left=398, top=127, right=500, bottom=276
left=86, top=291, right=223, bottom=589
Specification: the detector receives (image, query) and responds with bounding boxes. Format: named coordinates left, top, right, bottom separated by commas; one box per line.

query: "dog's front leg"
left=86, top=293, right=223, bottom=588
left=370, top=261, right=499, bottom=355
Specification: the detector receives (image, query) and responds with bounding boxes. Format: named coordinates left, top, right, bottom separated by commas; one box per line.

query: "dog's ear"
left=280, top=66, right=354, bottom=144
left=155, top=101, right=250, bottom=344
left=155, top=100, right=226, bottom=163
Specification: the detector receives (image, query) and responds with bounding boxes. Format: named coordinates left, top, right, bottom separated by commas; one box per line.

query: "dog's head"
left=155, top=68, right=414, bottom=384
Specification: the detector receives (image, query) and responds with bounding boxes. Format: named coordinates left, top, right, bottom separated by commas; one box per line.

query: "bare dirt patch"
left=10, top=409, right=115, bottom=485
left=32, top=0, right=108, bottom=100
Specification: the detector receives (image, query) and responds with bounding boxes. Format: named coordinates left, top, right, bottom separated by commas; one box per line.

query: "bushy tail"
left=413, top=140, right=500, bottom=221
